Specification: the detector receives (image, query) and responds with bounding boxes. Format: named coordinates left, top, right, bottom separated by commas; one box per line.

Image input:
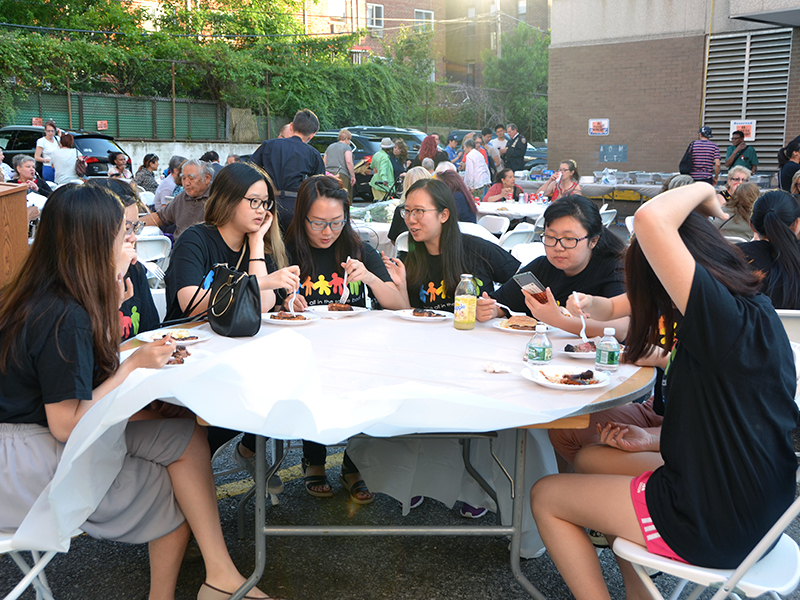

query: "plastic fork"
left=288, top=291, right=297, bottom=317
left=338, top=256, right=351, bottom=304
left=494, top=301, right=526, bottom=318
left=573, top=291, right=590, bottom=343
left=143, top=261, right=166, bottom=280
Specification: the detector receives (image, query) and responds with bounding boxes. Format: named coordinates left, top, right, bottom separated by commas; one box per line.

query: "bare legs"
left=574, top=444, right=664, bottom=477
left=148, top=522, right=192, bottom=600
left=530, top=474, right=652, bottom=600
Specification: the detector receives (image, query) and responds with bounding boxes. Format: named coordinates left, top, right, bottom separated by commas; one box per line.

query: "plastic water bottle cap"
left=535, top=324, right=547, bottom=332
left=603, top=327, right=615, bottom=336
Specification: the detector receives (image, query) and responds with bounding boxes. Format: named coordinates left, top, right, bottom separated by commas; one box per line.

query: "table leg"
left=509, top=428, right=548, bottom=600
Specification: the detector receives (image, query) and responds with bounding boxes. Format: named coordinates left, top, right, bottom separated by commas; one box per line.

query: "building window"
left=414, top=9, right=434, bottom=32
left=466, top=61, right=475, bottom=86
left=517, top=0, right=526, bottom=15
left=367, top=3, right=384, bottom=28
left=329, top=0, right=346, bottom=19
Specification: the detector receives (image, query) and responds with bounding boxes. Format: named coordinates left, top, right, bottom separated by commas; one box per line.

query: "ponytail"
left=750, top=191, right=800, bottom=308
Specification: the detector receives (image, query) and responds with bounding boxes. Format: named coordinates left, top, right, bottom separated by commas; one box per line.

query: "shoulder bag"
left=678, top=142, right=693, bottom=175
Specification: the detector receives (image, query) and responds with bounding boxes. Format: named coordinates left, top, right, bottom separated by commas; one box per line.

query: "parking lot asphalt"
left=3, top=436, right=800, bottom=600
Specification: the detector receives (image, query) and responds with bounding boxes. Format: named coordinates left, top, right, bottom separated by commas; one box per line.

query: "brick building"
left=548, top=0, right=800, bottom=175
left=445, top=0, right=550, bottom=85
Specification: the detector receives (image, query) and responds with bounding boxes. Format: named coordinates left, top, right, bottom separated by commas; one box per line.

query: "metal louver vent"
left=703, top=28, right=791, bottom=174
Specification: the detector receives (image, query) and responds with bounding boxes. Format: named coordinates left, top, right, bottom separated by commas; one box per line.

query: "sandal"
left=339, top=472, right=375, bottom=505
left=301, top=458, right=333, bottom=498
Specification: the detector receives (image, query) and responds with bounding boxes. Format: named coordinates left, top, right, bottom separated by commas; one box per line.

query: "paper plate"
left=135, top=328, right=212, bottom=345
left=305, top=305, right=369, bottom=318
left=521, top=366, right=610, bottom=390
left=393, top=309, right=453, bottom=322
left=492, top=319, right=552, bottom=334
left=262, top=312, right=321, bottom=325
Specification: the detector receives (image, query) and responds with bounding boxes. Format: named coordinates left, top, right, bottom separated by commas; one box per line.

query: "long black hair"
left=543, top=195, right=625, bottom=259
left=625, top=212, right=762, bottom=363
left=404, top=178, right=468, bottom=298
left=284, top=175, right=361, bottom=281
left=749, top=191, right=800, bottom=309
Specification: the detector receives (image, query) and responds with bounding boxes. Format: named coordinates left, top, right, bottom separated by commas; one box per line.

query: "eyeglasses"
left=125, top=220, right=145, bottom=235
left=305, top=217, right=346, bottom=231
left=729, top=177, right=748, bottom=183
left=400, top=207, right=438, bottom=219
left=246, top=196, right=274, bottom=211
left=541, top=234, right=588, bottom=249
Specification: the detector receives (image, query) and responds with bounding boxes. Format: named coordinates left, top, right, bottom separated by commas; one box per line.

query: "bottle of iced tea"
left=453, top=274, right=478, bottom=330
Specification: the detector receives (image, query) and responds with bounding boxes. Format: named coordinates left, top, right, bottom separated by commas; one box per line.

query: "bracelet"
left=249, top=258, right=266, bottom=262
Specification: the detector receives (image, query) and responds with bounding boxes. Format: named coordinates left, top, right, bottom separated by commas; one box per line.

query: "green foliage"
left=482, top=24, right=550, bottom=140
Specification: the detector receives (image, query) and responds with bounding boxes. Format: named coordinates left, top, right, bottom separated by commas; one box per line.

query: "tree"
left=482, top=24, right=549, bottom=141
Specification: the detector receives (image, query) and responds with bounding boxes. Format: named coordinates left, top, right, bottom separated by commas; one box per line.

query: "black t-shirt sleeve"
left=120, top=262, right=161, bottom=340
left=362, top=243, right=392, bottom=283
left=490, top=257, right=546, bottom=315
left=165, top=227, right=213, bottom=318
left=388, top=205, right=408, bottom=243
left=38, top=305, right=94, bottom=404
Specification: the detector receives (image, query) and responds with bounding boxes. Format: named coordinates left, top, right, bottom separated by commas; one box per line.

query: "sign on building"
left=588, top=118, right=609, bottom=136
left=97, top=120, right=109, bottom=131
left=730, top=120, right=756, bottom=141
left=599, top=144, right=627, bottom=163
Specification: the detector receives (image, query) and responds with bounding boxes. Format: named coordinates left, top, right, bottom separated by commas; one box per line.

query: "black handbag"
left=679, top=142, right=693, bottom=175
left=167, top=243, right=262, bottom=337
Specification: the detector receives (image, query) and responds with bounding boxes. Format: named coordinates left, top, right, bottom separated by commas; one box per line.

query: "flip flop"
left=339, top=474, right=375, bottom=505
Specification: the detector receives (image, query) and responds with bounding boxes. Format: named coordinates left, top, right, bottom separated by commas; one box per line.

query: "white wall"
left=122, top=141, right=263, bottom=173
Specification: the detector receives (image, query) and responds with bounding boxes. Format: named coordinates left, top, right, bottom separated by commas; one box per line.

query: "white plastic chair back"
left=510, top=242, right=546, bottom=265
left=139, top=226, right=162, bottom=238
left=135, top=236, right=171, bottom=263
left=599, top=203, right=608, bottom=212
left=163, top=195, right=174, bottom=206
left=459, top=221, right=501, bottom=245
left=777, top=310, right=800, bottom=344
left=395, top=231, right=409, bottom=253
left=477, top=215, right=510, bottom=236
left=612, top=466, right=800, bottom=600
left=354, top=225, right=380, bottom=249
left=139, top=191, right=155, bottom=206
left=724, top=236, right=748, bottom=244
left=150, top=288, right=167, bottom=323
left=499, top=228, right=535, bottom=251
left=513, top=222, right=536, bottom=231
left=600, top=209, right=617, bottom=228
left=625, top=216, right=635, bottom=236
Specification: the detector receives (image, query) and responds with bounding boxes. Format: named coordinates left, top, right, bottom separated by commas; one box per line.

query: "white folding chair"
left=499, top=228, right=535, bottom=251
left=477, top=215, right=510, bottom=237
left=459, top=221, right=501, bottom=245
left=600, top=203, right=608, bottom=212
left=625, top=216, right=635, bottom=236
left=139, top=191, right=155, bottom=206
left=135, top=236, right=171, bottom=264
left=139, top=226, right=162, bottom=238
left=613, top=466, right=800, bottom=600
left=533, top=214, right=546, bottom=239
left=163, top=195, right=174, bottom=206
left=395, top=231, right=409, bottom=253
left=777, top=310, right=800, bottom=344
left=353, top=225, right=380, bottom=249
left=600, top=209, right=617, bottom=228
left=510, top=242, right=546, bottom=265
left=0, top=528, right=81, bottom=600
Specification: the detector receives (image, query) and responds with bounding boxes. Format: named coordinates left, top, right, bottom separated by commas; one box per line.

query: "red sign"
left=97, top=120, right=108, bottom=131
left=31, top=118, right=42, bottom=127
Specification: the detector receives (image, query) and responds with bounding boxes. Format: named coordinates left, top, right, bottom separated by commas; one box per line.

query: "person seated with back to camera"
left=476, top=195, right=629, bottom=340
left=283, top=174, right=406, bottom=504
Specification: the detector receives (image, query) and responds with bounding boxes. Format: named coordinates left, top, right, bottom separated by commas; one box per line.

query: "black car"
left=447, top=129, right=547, bottom=169
left=308, top=131, right=384, bottom=202
left=344, top=126, right=428, bottom=160
left=0, top=125, right=130, bottom=178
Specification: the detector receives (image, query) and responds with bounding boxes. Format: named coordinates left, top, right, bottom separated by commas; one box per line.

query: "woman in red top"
left=539, top=159, right=582, bottom=201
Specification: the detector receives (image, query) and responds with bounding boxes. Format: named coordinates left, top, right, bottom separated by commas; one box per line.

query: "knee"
left=184, top=421, right=211, bottom=460
left=530, top=474, right=559, bottom=519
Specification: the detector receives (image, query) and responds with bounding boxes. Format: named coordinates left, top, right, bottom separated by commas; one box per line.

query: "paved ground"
left=2, top=436, right=800, bottom=600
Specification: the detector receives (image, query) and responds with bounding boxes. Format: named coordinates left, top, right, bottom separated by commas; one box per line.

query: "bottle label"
left=596, top=349, right=620, bottom=366
left=527, top=345, right=552, bottom=363
left=454, top=295, right=477, bottom=324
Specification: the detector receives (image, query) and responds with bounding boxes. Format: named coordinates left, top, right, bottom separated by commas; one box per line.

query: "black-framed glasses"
left=541, top=234, right=588, bottom=249
left=246, top=196, right=274, bottom=211
left=125, top=220, right=145, bottom=235
left=400, top=206, right=437, bottom=219
left=305, top=217, right=346, bottom=231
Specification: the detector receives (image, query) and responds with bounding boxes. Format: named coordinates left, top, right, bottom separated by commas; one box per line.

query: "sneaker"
left=399, top=496, right=425, bottom=511
left=588, top=529, right=609, bottom=548
left=459, top=502, right=488, bottom=519
left=232, top=444, right=284, bottom=494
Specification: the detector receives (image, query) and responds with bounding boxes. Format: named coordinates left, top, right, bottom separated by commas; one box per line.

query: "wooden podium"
left=0, top=183, right=29, bottom=286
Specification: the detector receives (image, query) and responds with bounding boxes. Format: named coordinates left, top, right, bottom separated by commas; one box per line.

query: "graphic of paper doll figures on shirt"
left=301, top=274, right=362, bottom=302
left=419, top=277, right=483, bottom=304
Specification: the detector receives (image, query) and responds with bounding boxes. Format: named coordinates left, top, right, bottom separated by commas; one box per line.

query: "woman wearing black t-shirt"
left=283, top=175, right=405, bottom=504
left=384, top=178, right=519, bottom=313
left=477, top=195, right=628, bottom=339
left=0, top=185, right=273, bottom=600
left=738, top=190, right=800, bottom=309
left=531, top=183, right=798, bottom=599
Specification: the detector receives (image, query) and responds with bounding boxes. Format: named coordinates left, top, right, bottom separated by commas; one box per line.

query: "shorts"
left=630, top=471, right=688, bottom=563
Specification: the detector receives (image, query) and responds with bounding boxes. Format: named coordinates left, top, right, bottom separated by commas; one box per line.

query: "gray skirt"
left=0, top=418, right=194, bottom=544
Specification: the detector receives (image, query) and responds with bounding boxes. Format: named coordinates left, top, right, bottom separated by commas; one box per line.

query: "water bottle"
left=595, top=327, right=620, bottom=372
left=453, top=274, right=478, bottom=330
left=526, top=324, right=552, bottom=364
left=364, top=210, right=372, bottom=223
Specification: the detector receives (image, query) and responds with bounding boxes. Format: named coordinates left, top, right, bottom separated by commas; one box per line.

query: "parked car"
left=344, top=126, right=427, bottom=160
left=307, top=130, right=384, bottom=202
left=448, top=129, right=547, bottom=169
left=0, top=125, right=130, bottom=179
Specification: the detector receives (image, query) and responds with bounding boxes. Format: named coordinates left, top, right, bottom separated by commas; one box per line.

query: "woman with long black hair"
left=0, top=184, right=273, bottom=600
left=531, top=182, right=798, bottom=600
left=738, top=190, right=800, bottom=309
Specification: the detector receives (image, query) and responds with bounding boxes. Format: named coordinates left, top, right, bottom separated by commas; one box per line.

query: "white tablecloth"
left=16, top=313, right=652, bottom=556
left=476, top=201, right=546, bottom=221
left=517, top=180, right=663, bottom=200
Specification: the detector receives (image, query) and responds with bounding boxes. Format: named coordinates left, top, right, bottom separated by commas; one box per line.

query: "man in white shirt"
left=463, top=138, right=491, bottom=198
left=481, top=127, right=502, bottom=174
left=153, top=155, right=186, bottom=211
left=489, top=124, right=507, bottom=153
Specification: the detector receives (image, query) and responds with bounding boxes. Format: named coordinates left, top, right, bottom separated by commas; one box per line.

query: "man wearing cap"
left=502, top=123, right=527, bottom=172
left=370, top=138, right=395, bottom=201
left=445, top=135, right=463, bottom=166
left=689, top=126, right=720, bottom=185
left=725, top=130, right=758, bottom=173
left=250, top=108, right=325, bottom=230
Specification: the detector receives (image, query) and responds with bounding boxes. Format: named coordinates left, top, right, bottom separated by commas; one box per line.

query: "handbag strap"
left=235, top=239, right=248, bottom=271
